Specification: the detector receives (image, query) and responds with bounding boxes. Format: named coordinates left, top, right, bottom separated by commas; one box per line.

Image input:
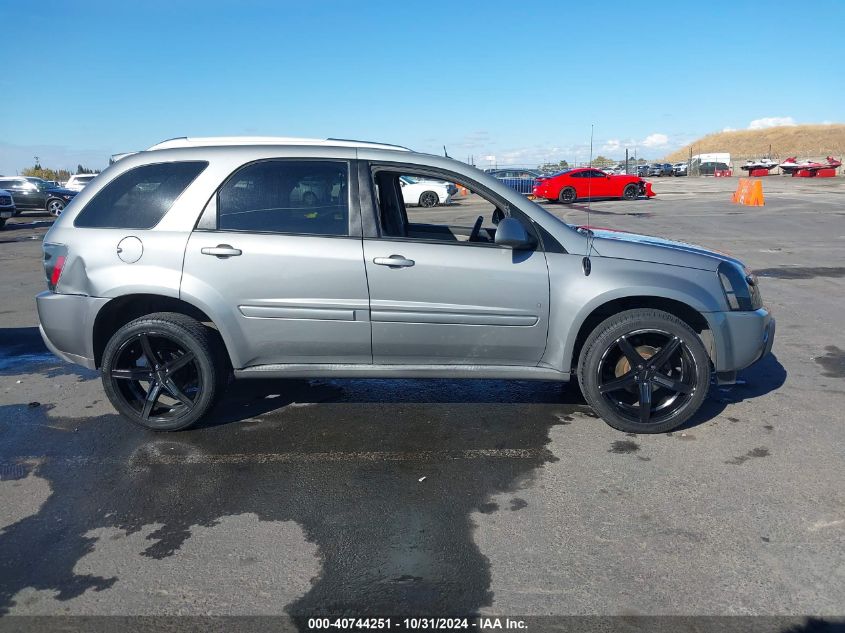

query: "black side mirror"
left=494, top=217, right=534, bottom=250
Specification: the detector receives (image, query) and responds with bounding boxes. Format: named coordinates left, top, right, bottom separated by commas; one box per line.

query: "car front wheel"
left=47, top=198, right=65, bottom=216
left=622, top=184, right=638, bottom=200
left=101, top=312, right=226, bottom=431
left=578, top=309, right=711, bottom=433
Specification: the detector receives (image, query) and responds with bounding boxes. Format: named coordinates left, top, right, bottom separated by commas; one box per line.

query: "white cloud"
left=641, top=133, right=669, bottom=148
left=722, top=127, right=736, bottom=132
left=601, top=139, right=621, bottom=153
left=748, top=117, right=796, bottom=130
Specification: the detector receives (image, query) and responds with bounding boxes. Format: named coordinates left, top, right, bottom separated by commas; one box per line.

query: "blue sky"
left=1, top=0, right=843, bottom=173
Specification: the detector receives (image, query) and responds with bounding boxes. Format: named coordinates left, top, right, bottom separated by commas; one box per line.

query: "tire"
left=46, top=198, right=65, bottom=216
left=101, top=312, right=226, bottom=431
left=419, top=191, right=439, bottom=207
left=558, top=187, right=577, bottom=204
left=0, top=218, right=5, bottom=230
left=578, top=309, right=710, bottom=433
left=622, top=184, right=638, bottom=201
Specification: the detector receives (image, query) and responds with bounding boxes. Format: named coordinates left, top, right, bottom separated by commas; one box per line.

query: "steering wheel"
left=468, top=215, right=484, bottom=242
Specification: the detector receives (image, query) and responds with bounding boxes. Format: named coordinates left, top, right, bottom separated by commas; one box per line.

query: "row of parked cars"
left=0, top=174, right=98, bottom=229
left=484, top=167, right=655, bottom=203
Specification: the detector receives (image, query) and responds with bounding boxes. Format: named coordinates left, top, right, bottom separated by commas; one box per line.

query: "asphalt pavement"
left=0, top=176, right=843, bottom=628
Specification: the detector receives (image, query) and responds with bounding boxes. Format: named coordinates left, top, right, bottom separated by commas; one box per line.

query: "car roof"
left=147, top=136, right=411, bottom=152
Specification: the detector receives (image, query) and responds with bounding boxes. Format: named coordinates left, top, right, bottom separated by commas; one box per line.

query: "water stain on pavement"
left=756, top=266, right=845, bottom=280
left=815, top=346, right=845, bottom=378
left=609, top=440, right=639, bottom=454
left=0, top=378, right=581, bottom=620
left=725, top=447, right=770, bottom=465
left=0, top=326, right=95, bottom=379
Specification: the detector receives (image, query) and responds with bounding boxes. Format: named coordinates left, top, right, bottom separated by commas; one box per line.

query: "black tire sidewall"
left=101, top=315, right=220, bottom=431
left=623, top=184, right=638, bottom=200
left=420, top=191, right=438, bottom=207
left=578, top=309, right=711, bottom=433
left=559, top=187, right=576, bottom=204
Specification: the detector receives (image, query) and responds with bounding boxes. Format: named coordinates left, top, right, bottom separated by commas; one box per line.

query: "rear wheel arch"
left=567, top=295, right=712, bottom=374
left=92, top=294, right=233, bottom=369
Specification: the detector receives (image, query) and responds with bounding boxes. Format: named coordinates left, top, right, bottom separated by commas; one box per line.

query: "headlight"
left=718, top=261, right=762, bottom=311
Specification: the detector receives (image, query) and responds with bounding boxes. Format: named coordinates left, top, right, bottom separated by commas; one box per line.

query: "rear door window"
left=74, top=162, right=207, bottom=229
left=216, top=160, right=349, bottom=236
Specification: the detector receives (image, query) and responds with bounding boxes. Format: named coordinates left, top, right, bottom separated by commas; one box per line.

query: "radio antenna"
left=582, top=124, right=595, bottom=276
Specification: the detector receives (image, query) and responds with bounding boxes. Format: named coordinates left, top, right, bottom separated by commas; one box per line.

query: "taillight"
left=43, top=243, right=68, bottom=292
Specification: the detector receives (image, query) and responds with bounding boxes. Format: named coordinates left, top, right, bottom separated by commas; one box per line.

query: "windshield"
left=550, top=169, right=571, bottom=177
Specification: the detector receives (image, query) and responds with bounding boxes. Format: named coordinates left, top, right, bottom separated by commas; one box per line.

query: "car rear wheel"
left=101, top=312, right=226, bottom=431
left=578, top=309, right=710, bottom=434
left=0, top=218, right=5, bottom=230
left=622, top=184, right=638, bottom=201
left=419, top=191, right=439, bottom=207
left=47, top=198, right=65, bottom=216
left=558, top=187, right=577, bottom=204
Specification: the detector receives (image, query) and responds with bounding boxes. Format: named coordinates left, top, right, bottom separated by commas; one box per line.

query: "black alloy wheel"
left=419, top=191, right=439, bottom=207
left=559, top=187, right=577, bottom=204
left=579, top=309, right=710, bottom=433
left=101, top=312, right=226, bottom=430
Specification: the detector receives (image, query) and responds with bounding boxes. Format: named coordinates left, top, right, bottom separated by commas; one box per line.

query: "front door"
left=362, top=168, right=550, bottom=366
left=181, top=159, right=371, bottom=368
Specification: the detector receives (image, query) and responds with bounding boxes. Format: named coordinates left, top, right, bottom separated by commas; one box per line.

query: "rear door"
left=361, top=166, right=550, bottom=366
left=181, top=159, right=371, bottom=368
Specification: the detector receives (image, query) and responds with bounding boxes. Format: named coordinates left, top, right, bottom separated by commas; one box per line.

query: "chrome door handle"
left=373, top=255, right=415, bottom=268
left=201, top=244, right=242, bottom=258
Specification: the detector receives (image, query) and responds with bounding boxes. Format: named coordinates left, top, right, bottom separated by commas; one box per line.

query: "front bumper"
left=0, top=206, right=13, bottom=218
left=705, top=307, right=775, bottom=373
left=36, top=291, right=110, bottom=370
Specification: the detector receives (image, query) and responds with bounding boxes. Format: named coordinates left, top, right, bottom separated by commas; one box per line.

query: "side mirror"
left=495, top=217, right=534, bottom=250
left=399, top=180, right=405, bottom=187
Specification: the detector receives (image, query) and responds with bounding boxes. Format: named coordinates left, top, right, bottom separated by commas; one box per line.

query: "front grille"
left=0, top=196, right=12, bottom=206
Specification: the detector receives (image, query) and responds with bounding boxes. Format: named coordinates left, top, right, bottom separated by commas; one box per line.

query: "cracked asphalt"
left=0, top=176, right=843, bottom=627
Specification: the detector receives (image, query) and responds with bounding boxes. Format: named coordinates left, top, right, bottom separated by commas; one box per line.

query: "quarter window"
left=217, top=160, right=349, bottom=236
left=75, top=162, right=207, bottom=229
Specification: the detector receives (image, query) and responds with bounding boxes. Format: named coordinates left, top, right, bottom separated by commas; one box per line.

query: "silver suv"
left=37, top=137, right=775, bottom=433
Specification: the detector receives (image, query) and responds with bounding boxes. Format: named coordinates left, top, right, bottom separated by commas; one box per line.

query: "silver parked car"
left=37, top=137, right=775, bottom=433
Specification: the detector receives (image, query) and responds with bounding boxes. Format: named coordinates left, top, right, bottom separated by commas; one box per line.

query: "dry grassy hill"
left=665, top=124, right=845, bottom=162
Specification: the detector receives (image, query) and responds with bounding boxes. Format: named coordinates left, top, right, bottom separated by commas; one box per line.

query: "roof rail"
left=146, top=136, right=411, bottom=151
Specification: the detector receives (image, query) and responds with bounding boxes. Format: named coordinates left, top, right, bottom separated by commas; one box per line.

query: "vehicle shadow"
left=681, top=352, right=787, bottom=430
left=197, top=377, right=589, bottom=430
left=0, top=384, right=572, bottom=620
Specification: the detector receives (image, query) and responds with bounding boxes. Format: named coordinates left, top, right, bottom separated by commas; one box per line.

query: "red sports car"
left=532, top=167, right=655, bottom=204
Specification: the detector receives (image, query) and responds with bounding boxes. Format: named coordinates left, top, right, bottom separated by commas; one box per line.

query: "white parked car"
left=64, top=173, right=99, bottom=192
left=399, top=175, right=452, bottom=207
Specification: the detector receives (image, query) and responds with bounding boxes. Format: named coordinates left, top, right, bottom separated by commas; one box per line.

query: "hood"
left=45, top=187, right=79, bottom=196
left=583, top=227, right=744, bottom=271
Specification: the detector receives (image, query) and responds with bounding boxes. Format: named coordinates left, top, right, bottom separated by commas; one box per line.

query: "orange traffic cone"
left=732, top=178, right=764, bottom=206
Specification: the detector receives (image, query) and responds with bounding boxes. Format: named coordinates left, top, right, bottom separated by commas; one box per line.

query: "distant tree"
left=21, top=165, right=73, bottom=182
left=538, top=159, right=569, bottom=172
left=590, top=155, right=614, bottom=168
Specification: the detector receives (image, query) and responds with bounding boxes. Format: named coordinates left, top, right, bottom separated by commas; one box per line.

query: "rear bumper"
left=705, top=307, right=775, bottom=373
left=36, top=291, right=110, bottom=370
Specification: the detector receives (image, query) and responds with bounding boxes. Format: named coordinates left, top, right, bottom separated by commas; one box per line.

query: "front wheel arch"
left=566, top=295, right=712, bottom=374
